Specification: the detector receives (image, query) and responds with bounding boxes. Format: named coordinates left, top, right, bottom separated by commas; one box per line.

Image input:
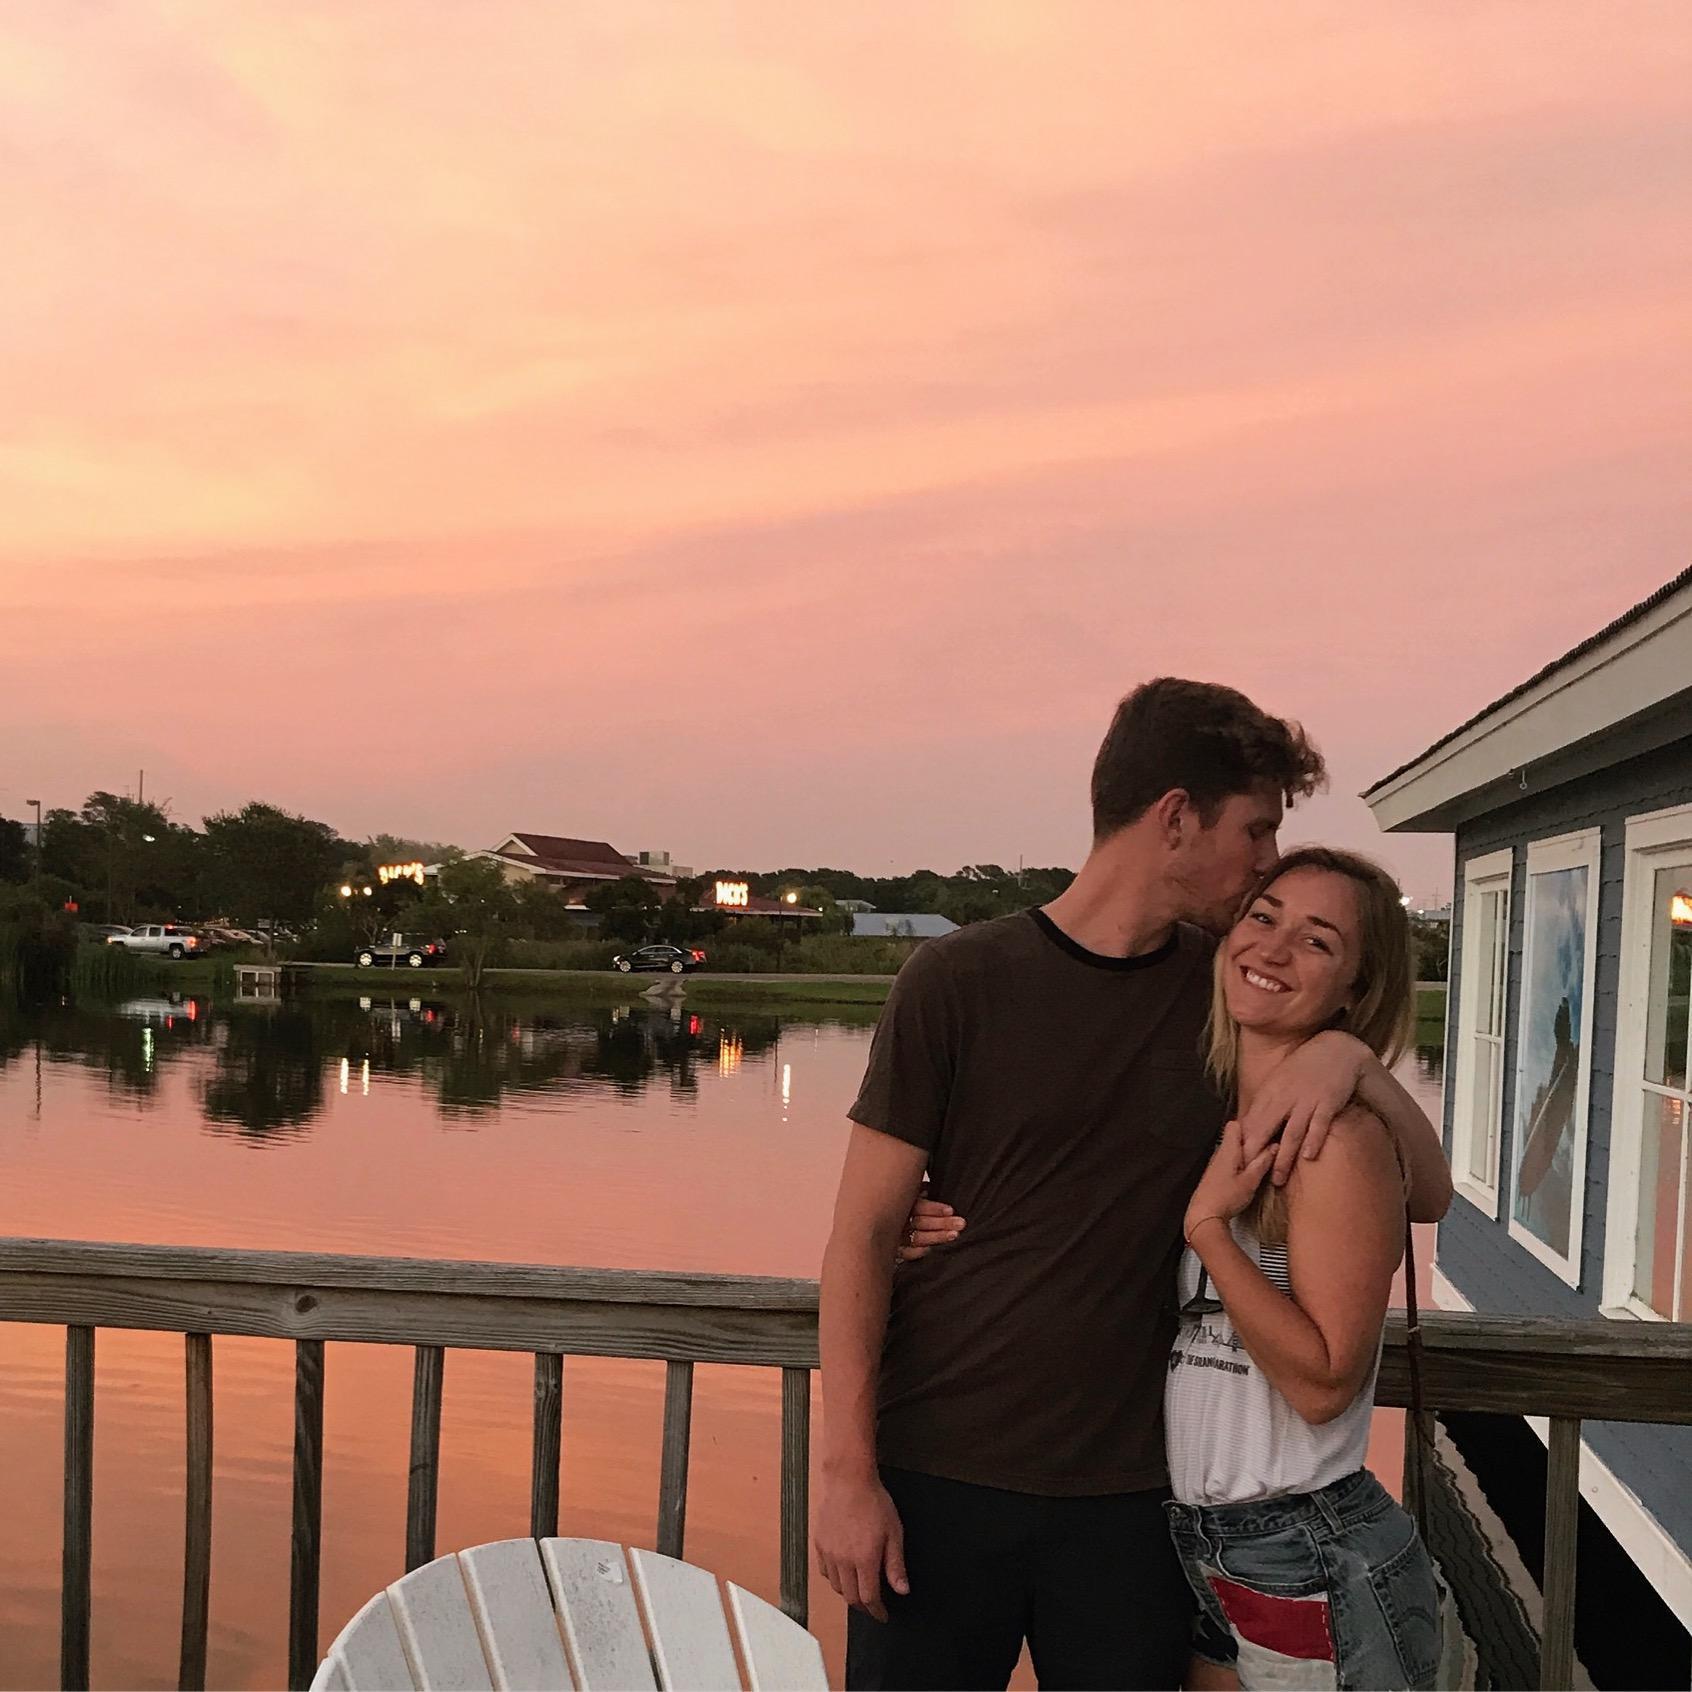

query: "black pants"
left=845, top=1466, right=1194, bottom=1691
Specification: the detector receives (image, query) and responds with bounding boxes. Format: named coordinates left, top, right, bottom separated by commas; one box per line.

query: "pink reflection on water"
left=0, top=1010, right=1443, bottom=1689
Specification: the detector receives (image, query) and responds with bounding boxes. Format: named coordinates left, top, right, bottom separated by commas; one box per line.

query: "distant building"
left=836, top=898, right=876, bottom=914
left=479, top=833, right=677, bottom=907
left=1363, top=563, right=1692, bottom=1633
left=852, top=912, right=958, bottom=939
left=696, top=879, right=821, bottom=922
left=629, top=848, right=694, bottom=880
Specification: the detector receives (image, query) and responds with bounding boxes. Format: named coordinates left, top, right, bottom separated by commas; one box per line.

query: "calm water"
left=0, top=987, right=1444, bottom=1688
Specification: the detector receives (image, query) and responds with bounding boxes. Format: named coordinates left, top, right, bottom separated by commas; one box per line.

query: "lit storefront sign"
left=378, top=862, right=428, bottom=887
left=715, top=880, right=750, bottom=907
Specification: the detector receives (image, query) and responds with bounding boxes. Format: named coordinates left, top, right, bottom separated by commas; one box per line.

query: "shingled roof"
left=491, top=832, right=676, bottom=885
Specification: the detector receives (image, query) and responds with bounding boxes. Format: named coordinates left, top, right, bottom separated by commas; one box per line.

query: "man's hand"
left=896, top=1183, right=966, bottom=1263
left=814, top=1468, right=909, bottom=1622
left=1238, top=1030, right=1370, bottom=1185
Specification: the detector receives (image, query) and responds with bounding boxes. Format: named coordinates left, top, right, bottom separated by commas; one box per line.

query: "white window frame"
left=1507, top=828, right=1601, bottom=1288
left=1450, top=849, right=1513, bottom=1217
left=1602, top=800, right=1692, bottom=1322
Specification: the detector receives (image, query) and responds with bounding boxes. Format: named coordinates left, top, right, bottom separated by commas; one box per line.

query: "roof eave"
left=1363, top=587, right=1692, bottom=833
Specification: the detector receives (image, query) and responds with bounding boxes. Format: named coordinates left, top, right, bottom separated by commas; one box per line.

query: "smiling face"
left=1222, top=864, right=1366, bottom=1041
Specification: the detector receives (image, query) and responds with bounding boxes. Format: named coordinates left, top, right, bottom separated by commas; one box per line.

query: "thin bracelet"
left=1184, top=1214, right=1229, bottom=1247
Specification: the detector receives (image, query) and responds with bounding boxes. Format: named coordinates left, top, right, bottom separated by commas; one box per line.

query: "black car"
left=355, top=935, right=449, bottom=969
left=611, top=943, right=706, bottom=975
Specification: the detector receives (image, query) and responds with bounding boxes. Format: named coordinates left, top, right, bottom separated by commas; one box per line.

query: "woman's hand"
left=1238, top=1030, right=1371, bottom=1185
left=1184, top=1120, right=1275, bottom=1245
left=895, top=1184, right=966, bottom=1262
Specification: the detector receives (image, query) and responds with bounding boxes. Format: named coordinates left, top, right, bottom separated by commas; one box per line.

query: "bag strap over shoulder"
left=1404, top=1210, right=1431, bottom=1540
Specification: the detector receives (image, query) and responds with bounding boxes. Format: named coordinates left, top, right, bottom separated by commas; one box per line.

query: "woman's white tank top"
left=1164, top=1220, right=1380, bottom=1506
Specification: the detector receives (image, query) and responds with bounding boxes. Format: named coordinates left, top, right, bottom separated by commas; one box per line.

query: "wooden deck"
left=0, top=1235, right=1687, bottom=1690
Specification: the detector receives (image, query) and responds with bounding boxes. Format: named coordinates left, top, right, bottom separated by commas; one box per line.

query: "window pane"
left=1467, top=1041, right=1499, bottom=1187
left=1682, top=1130, right=1692, bottom=1325
left=1468, top=1041, right=1489, bottom=1184
left=1487, top=1041, right=1504, bottom=1180
left=1487, top=890, right=1508, bottom=1036
left=1633, top=1092, right=1685, bottom=1317
left=1513, top=864, right=1589, bottom=1258
left=1644, top=865, right=1692, bottom=1091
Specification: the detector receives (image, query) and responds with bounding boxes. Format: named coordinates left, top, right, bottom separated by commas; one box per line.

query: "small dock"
left=233, top=963, right=285, bottom=1001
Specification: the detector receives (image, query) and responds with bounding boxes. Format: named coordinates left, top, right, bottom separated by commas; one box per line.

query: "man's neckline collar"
left=1027, top=907, right=1180, bottom=972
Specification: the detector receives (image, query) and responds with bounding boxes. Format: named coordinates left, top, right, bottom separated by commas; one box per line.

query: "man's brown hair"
left=1090, top=678, right=1326, bottom=841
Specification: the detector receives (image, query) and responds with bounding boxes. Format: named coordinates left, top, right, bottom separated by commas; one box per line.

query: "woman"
left=904, top=848, right=1444, bottom=1690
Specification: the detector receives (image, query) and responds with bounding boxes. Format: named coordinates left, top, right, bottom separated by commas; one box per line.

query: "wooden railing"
left=1, top=1238, right=1688, bottom=1691
left=0, top=1238, right=816, bottom=1691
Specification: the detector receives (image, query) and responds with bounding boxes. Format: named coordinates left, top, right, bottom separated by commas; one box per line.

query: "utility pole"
left=27, top=798, right=42, bottom=885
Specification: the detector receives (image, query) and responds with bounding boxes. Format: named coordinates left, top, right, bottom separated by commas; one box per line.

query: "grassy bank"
left=683, top=975, right=891, bottom=1008
left=128, top=957, right=897, bottom=1010
left=124, top=959, right=1446, bottom=1030
left=1415, top=982, right=1447, bottom=1050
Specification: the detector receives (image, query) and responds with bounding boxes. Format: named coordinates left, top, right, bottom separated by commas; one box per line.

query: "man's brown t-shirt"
left=848, top=909, right=1225, bottom=1496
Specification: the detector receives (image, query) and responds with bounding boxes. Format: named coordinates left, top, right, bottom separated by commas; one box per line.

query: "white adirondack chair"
left=310, top=1536, right=828, bottom=1692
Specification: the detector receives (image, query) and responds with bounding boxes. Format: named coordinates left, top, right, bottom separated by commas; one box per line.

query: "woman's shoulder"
left=1327, top=1102, right=1394, bottom=1148
left=1289, top=1106, right=1403, bottom=1200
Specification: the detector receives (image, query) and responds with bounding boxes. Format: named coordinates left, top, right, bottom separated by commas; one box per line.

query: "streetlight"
left=27, top=799, right=41, bottom=885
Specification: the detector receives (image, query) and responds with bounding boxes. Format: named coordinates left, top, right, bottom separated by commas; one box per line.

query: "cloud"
left=1, top=2, right=1688, bottom=887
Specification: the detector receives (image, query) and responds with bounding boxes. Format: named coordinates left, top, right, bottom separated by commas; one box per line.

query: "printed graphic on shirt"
left=1169, top=1242, right=1290, bottom=1378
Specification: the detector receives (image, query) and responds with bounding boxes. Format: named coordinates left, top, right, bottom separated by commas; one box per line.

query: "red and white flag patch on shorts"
left=1209, top=1575, right=1338, bottom=1690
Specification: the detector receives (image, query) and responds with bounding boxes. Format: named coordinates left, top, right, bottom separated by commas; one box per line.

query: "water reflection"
left=0, top=989, right=1444, bottom=1690
left=0, top=990, right=845, bottom=1140
left=200, top=1005, right=327, bottom=1139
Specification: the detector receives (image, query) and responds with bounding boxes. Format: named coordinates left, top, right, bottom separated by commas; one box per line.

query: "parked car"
left=111, top=924, right=202, bottom=960
left=611, top=944, right=706, bottom=975
left=82, top=923, right=131, bottom=944
left=354, top=935, right=449, bottom=969
left=201, top=926, right=257, bottom=949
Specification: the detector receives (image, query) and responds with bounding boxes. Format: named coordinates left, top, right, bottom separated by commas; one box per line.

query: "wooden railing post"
left=62, top=1325, right=95, bottom=1692
left=657, top=1360, right=694, bottom=1558
left=780, top=1366, right=811, bottom=1626
left=179, top=1333, right=214, bottom=1691
left=405, top=1346, right=444, bottom=1571
left=288, top=1339, right=326, bottom=1691
left=530, top=1352, right=563, bottom=1540
left=1541, top=1416, right=1581, bottom=1690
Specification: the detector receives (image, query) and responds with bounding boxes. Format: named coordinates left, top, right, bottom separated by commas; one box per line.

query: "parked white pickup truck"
left=110, top=923, right=202, bottom=960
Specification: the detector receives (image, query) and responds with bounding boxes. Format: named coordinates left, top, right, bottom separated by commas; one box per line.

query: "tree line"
left=1, top=794, right=386, bottom=933
left=0, top=796, right=1078, bottom=950
left=0, top=799, right=1449, bottom=980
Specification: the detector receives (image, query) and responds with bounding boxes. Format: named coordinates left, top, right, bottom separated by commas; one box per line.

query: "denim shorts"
left=1165, top=1469, right=1441, bottom=1690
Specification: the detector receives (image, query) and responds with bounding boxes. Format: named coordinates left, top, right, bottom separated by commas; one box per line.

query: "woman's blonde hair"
left=1205, top=847, right=1416, bottom=1244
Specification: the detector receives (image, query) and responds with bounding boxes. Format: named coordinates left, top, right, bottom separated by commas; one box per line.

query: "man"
left=815, top=678, right=1452, bottom=1690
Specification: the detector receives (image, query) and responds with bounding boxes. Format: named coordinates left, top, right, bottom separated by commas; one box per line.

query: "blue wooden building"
left=1364, top=565, right=1692, bottom=1639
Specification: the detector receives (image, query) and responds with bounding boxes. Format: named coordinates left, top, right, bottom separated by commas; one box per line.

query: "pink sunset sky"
left=4, top=4, right=1690, bottom=896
